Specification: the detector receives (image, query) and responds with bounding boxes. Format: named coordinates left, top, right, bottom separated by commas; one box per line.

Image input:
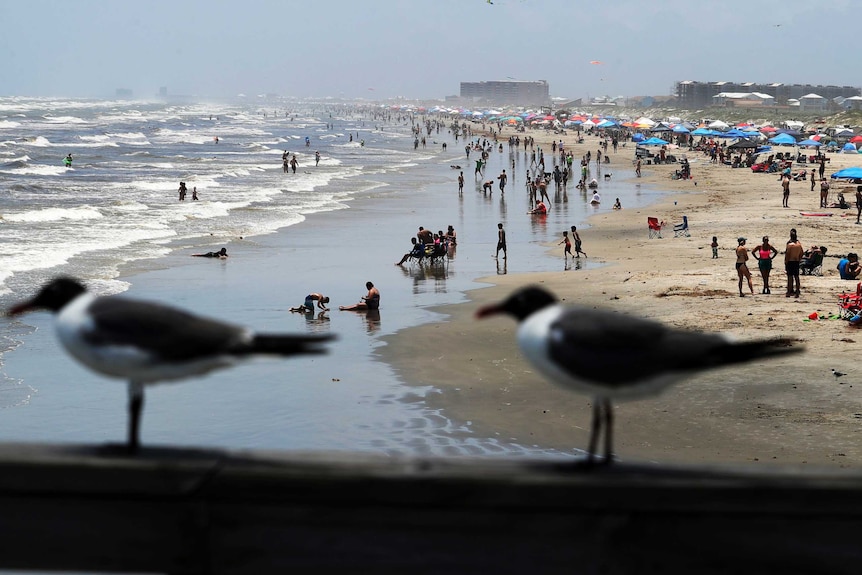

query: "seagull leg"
left=586, top=400, right=601, bottom=464
left=127, top=381, right=144, bottom=454
left=602, top=398, right=614, bottom=465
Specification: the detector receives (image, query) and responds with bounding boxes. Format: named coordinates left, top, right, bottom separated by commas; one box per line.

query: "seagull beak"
left=475, top=303, right=504, bottom=319
left=7, top=299, right=36, bottom=317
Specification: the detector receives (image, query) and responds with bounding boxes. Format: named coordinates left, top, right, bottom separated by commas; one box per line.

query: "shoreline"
left=381, top=127, right=862, bottom=467
left=1, top=127, right=633, bottom=456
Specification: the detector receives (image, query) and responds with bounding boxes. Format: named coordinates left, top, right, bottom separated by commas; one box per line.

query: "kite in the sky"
left=590, top=60, right=604, bottom=65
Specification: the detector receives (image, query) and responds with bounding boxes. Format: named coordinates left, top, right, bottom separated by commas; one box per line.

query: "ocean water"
left=0, top=96, right=663, bottom=457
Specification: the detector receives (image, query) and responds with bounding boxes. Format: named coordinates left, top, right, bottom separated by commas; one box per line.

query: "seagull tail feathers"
left=249, top=333, right=335, bottom=356
left=717, top=337, right=802, bottom=366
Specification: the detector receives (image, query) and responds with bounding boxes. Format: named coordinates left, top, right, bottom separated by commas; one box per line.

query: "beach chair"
left=838, top=282, right=862, bottom=319
left=800, top=250, right=824, bottom=276
left=648, top=217, right=663, bottom=239
left=673, top=215, right=691, bottom=237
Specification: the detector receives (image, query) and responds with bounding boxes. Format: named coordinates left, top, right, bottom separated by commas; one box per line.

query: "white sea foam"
left=1, top=164, right=69, bottom=176
left=0, top=121, right=21, bottom=129
left=3, top=206, right=104, bottom=223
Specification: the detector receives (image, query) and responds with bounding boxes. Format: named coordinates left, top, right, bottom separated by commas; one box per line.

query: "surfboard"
left=799, top=212, right=833, bottom=217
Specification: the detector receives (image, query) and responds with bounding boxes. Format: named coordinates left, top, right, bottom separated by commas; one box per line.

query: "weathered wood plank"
left=0, top=443, right=858, bottom=574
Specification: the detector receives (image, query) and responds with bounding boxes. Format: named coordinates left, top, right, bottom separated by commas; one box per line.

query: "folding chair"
left=673, top=215, right=690, bottom=237
left=648, top=217, right=663, bottom=239
left=838, top=282, right=862, bottom=319
left=800, top=251, right=824, bottom=276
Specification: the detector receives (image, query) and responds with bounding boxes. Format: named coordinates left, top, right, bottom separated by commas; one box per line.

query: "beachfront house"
left=799, top=93, right=828, bottom=112
left=712, top=92, right=775, bottom=108
left=841, top=96, right=862, bottom=111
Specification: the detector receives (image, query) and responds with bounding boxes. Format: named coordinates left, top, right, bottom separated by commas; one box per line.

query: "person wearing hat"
left=752, top=236, right=778, bottom=294
left=735, top=237, right=754, bottom=297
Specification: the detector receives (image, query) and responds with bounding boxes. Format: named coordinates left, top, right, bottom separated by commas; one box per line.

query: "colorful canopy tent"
left=691, top=127, right=718, bottom=136
left=727, top=139, right=759, bottom=150
left=797, top=139, right=822, bottom=147
left=638, top=137, right=669, bottom=146
left=842, top=142, right=858, bottom=153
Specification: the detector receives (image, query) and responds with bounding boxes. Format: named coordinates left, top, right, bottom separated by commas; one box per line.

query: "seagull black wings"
left=547, top=308, right=796, bottom=387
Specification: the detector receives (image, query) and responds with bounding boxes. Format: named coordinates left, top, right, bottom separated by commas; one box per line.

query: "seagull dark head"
left=476, top=286, right=558, bottom=321
left=8, top=277, right=87, bottom=316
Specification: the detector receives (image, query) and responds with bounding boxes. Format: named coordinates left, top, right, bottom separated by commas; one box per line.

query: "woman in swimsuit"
left=752, top=236, right=778, bottom=294
left=736, top=237, right=754, bottom=297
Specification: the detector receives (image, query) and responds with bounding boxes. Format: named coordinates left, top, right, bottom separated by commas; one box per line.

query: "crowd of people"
left=395, top=225, right=457, bottom=266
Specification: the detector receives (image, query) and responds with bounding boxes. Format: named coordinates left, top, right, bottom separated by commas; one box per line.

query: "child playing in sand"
left=711, top=236, right=719, bottom=259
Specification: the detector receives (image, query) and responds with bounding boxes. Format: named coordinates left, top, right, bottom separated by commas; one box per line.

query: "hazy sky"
left=1, top=0, right=858, bottom=101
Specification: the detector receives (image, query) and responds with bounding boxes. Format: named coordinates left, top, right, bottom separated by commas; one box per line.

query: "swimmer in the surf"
left=64, top=154, right=73, bottom=167
left=191, top=247, right=228, bottom=259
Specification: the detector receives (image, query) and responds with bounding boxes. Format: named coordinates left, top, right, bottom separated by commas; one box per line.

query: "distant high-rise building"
left=460, top=80, right=550, bottom=106
left=676, top=80, right=860, bottom=108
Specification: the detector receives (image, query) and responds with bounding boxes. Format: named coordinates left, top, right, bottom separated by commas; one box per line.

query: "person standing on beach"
left=810, top=169, right=816, bottom=192
left=785, top=228, right=804, bottom=298
left=752, top=236, right=778, bottom=294
left=458, top=171, right=464, bottom=196
left=855, top=185, right=862, bottom=224
left=635, top=159, right=642, bottom=177
left=497, top=169, right=507, bottom=194
left=495, top=222, right=507, bottom=259
left=781, top=174, right=790, bottom=208
left=735, top=237, right=754, bottom=297
left=570, top=226, right=587, bottom=258
left=711, top=236, right=719, bottom=259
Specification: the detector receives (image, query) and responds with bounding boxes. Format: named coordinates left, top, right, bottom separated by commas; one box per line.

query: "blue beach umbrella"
left=769, top=133, right=797, bottom=145
left=831, top=167, right=862, bottom=180
left=797, top=139, right=822, bottom=147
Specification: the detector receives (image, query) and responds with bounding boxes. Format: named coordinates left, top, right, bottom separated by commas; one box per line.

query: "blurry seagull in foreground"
left=8, top=277, right=335, bottom=453
left=476, top=286, right=802, bottom=465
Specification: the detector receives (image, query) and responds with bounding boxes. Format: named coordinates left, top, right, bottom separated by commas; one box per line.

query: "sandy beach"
left=381, top=125, right=862, bottom=468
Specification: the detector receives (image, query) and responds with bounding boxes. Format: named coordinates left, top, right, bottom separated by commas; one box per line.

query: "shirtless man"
left=785, top=228, right=804, bottom=298
left=735, top=237, right=754, bottom=297
left=339, top=282, right=380, bottom=311
left=290, top=292, right=330, bottom=313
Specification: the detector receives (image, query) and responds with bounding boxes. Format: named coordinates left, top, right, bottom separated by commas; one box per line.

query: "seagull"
left=832, top=368, right=847, bottom=378
left=476, top=286, right=803, bottom=465
left=8, top=277, right=335, bottom=453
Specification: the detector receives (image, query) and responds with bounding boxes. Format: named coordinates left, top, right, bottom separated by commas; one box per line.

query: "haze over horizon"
left=1, top=0, right=858, bottom=102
